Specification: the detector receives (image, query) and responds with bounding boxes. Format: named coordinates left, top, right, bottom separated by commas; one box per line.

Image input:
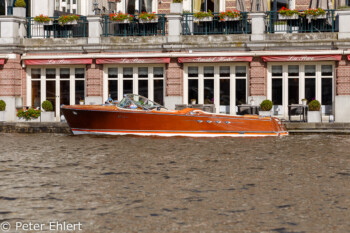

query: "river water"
left=0, top=133, right=349, bottom=233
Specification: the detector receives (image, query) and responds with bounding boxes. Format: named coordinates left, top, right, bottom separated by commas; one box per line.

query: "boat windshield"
left=117, top=94, right=166, bottom=110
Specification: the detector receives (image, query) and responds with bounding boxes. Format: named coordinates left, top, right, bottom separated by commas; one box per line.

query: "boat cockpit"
left=117, top=94, right=168, bottom=111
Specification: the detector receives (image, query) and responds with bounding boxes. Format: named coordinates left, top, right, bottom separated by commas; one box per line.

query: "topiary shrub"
left=42, top=100, right=53, bottom=111
left=15, top=0, right=26, bottom=7
left=0, top=100, right=6, bottom=111
left=260, top=99, right=273, bottom=111
left=308, top=100, right=321, bottom=111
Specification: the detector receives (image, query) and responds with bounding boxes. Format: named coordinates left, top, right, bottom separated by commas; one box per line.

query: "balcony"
left=26, top=16, right=88, bottom=38
left=182, top=12, right=251, bottom=35
left=266, top=10, right=337, bottom=34
left=101, top=14, right=167, bottom=37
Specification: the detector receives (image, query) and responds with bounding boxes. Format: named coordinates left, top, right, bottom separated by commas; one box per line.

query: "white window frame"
left=103, top=64, right=166, bottom=102
left=267, top=62, right=335, bottom=119
left=26, top=66, right=86, bottom=121
left=183, top=63, right=248, bottom=115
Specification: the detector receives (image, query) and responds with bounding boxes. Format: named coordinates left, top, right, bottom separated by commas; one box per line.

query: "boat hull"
left=61, top=105, right=288, bottom=137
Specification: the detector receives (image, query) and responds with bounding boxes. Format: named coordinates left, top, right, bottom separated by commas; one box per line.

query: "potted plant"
left=193, top=10, right=214, bottom=22
left=41, top=100, right=55, bottom=122
left=80, top=99, right=84, bottom=105
left=301, top=98, right=307, bottom=105
left=278, top=6, right=300, bottom=20
left=219, top=10, right=241, bottom=22
left=109, top=12, right=134, bottom=23
left=190, top=99, right=196, bottom=105
left=13, top=0, right=26, bottom=17
left=0, top=100, right=6, bottom=122
left=138, top=12, right=158, bottom=23
left=33, top=14, right=52, bottom=25
left=170, top=0, right=183, bottom=14
left=307, top=100, right=321, bottom=122
left=58, top=15, right=80, bottom=26
left=259, top=99, right=273, bottom=116
left=17, top=108, right=41, bottom=122
left=302, top=8, right=326, bottom=20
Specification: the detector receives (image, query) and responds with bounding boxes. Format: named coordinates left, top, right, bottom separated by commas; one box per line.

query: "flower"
left=194, top=10, right=214, bottom=19
left=109, top=12, right=133, bottom=22
left=138, top=12, right=157, bottom=21
left=302, top=8, right=326, bottom=17
left=17, top=108, right=41, bottom=120
left=58, top=14, right=80, bottom=26
left=219, top=10, right=241, bottom=21
left=34, top=14, right=52, bottom=23
left=278, top=6, right=300, bottom=17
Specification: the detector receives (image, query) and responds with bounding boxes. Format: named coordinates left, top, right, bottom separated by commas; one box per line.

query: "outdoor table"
left=237, top=104, right=260, bottom=115
left=288, top=104, right=308, bottom=122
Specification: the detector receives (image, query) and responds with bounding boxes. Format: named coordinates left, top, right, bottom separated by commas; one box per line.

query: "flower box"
left=307, top=111, right=321, bottom=123
left=0, top=111, right=5, bottom=122
left=41, top=111, right=55, bottom=122
left=221, top=16, right=240, bottom=22
left=138, top=18, right=158, bottom=23
left=306, top=14, right=326, bottom=20
left=66, top=20, right=77, bottom=25
left=17, top=117, right=41, bottom=122
left=194, top=17, right=213, bottom=22
left=278, top=14, right=299, bottom=20
left=259, top=111, right=272, bottom=117
left=34, top=20, right=53, bottom=25
left=112, top=19, right=132, bottom=24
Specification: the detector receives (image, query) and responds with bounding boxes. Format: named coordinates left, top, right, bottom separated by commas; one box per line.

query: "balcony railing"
left=27, top=16, right=88, bottom=38
left=266, top=10, right=337, bottom=33
left=102, top=14, right=167, bottom=37
left=182, top=12, right=251, bottom=35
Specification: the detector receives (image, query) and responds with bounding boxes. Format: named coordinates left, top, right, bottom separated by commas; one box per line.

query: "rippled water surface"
left=0, top=133, right=350, bottom=233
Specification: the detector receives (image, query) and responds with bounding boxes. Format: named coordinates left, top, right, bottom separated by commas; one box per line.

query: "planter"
left=13, top=7, right=26, bottom=17
left=0, top=111, right=5, bottom=122
left=170, top=3, right=183, bottom=14
left=306, top=14, right=326, bottom=20
left=111, top=19, right=132, bottom=24
left=41, top=111, right=55, bottom=122
left=138, top=18, right=158, bottom=23
left=34, top=21, right=53, bottom=25
left=220, top=16, right=240, bottom=22
left=194, top=17, right=213, bottom=22
left=302, top=100, right=307, bottom=105
left=80, top=101, right=84, bottom=105
left=259, top=111, right=272, bottom=117
left=278, top=14, right=299, bottom=20
left=17, top=117, right=41, bottom=122
left=307, top=111, right=321, bottom=123
left=66, top=20, right=78, bottom=25
left=191, top=100, right=196, bottom=105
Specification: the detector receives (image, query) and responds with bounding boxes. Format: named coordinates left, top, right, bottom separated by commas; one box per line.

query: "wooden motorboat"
left=61, top=94, right=288, bottom=137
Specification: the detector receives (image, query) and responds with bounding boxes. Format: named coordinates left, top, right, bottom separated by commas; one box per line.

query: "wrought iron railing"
left=182, top=12, right=251, bottom=35
left=27, top=16, right=88, bottom=38
left=266, top=10, right=337, bottom=33
left=102, top=14, right=167, bottom=37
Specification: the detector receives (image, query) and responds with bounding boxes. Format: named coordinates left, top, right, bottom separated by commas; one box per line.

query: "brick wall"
left=158, top=0, right=171, bottom=14
left=86, top=63, right=103, bottom=96
left=336, top=57, right=350, bottom=95
left=295, top=0, right=310, bottom=10
left=166, top=58, right=182, bottom=96
left=250, top=57, right=266, bottom=96
left=0, top=55, right=23, bottom=98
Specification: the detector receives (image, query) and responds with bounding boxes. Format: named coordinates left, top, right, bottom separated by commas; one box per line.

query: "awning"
left=96, top=58, right=171, bottom=64
left=24, top=59, right=93, bottom=65
left=261, top=55, right=342, bottom=62
left=346, top=55, right=350, bottom=60
left=0, top=59, right=5, bottom=65
left=178, top=56, right=253, bottom=63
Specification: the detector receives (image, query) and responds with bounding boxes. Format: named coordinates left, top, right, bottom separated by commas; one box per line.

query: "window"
left=127, top=0, right=153, bottom=14
left=106, top=65, right=165, bottom=104
left=75, top=68, right=85, bottom=104
left=185, top=64, right=248, bottom=114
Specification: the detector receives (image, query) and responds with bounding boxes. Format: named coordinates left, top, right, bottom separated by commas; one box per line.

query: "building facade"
left=1, top=0, right=350, bottom=122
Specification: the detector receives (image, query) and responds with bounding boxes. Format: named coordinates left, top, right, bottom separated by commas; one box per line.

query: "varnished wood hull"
left=61, top=105, right=288, bottom=137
